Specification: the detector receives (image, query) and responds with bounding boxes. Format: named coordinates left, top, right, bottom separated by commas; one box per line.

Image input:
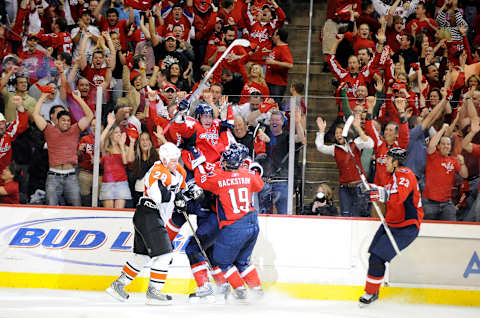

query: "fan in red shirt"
left=422, top=124, right=467, bottom=221
left=404, top=2, right=437, bottom=42
left=365, top=97, right=409, bottom=186
left=265, top=28, right=293, bottom=105
left=0, top=162, right=20, bottom=204
left=37, top=18, right=73, bottom=55
left=94, top=3, right=133, bottom=51
left=239, top=64, right=270, bottom=105
left=343, top=23, right=376, bottom=55
left=192, top=0, right=218, bottom=43
left=161, top=3, right=195, bottom=42
left=245, top=1, right=286, bottom=65
left=0, top=97, right=29, bottom=173
left=211, top=26, right=249, bottom=83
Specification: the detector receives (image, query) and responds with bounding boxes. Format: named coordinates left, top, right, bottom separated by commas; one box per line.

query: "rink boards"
left=0, top=205, right=479, bottom=306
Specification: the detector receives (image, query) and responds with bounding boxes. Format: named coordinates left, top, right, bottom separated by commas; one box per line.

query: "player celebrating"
left=106, top=142, right=187, bottom=305
left=193, top=145, right=265, bottom=302
left=360, top=148, right=424, bottom=306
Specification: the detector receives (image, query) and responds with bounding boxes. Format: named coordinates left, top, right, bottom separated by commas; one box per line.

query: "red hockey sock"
left=224, top=266, right=245, bottom=290
left=365, top=275, right=384, bottom=294
left=211, top=266, right=226, bottom=285
left=191, top=262, right=209, bottom=287
left=166, top=218, right=181, bottom=242
left=240, top=265, right=261, bottom=288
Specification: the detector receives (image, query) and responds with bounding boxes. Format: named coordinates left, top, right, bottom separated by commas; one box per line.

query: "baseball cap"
left=164, top=32, right=176, bottom=41
left=164, top=83, right=177, bottom=92
left=130, top=70, right=141, bottom=82
left=392, top=82, right=406, bottom=91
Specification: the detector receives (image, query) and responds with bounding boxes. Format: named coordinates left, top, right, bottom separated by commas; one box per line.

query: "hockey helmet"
left=195, top=103, right=214, bottom=119
left=387, top=147, right=406, bottom=165
left=228, top=143, right=249, bottom=161
left=159, top=142, right=181, bottom=164
left=221, top=145, right=246, bottom=170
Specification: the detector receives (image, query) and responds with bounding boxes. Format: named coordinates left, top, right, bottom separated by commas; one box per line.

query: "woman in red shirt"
left=239, top=63, right=270, bottom=105
left=0, top=162, right=20, bottom=204
left=100, top=113, right=134, bottom=209
left=344, top=23, right=376, bottom=55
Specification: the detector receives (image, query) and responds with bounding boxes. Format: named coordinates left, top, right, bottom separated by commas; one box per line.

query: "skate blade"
left=189, top=295, right=216, bottom=304
left=145, top=298, right=173, bottom=306
left=106, top=287, right=128, bottom=302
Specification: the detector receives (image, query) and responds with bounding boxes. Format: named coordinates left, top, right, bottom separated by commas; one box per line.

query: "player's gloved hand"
left=183, top=183, right=204, bottom=201
left=178, top=98, right=190, bottom=112
left=174, top=192, right=187, bottom=212
left=249, top=162, right=263, bottom=177
left=190, top=147, right=206, bottom=169
left=220, top=120, right=234, bottom=132
left=367, top=185, right=388, bottom=203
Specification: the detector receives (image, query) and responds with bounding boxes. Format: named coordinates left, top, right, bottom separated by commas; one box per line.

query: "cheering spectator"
left=100, top=112, right=134, bottom=209
left=265, top=28, right=293, bottom=106
left=239, top=63, right=270, bottom=105
left=423, top=123, right=468, bottom=221
left=77, top=118, right=100, bottom=207
left=0, top=162, right=21, bottom=204
left=32, top=90, right=94, bottom=206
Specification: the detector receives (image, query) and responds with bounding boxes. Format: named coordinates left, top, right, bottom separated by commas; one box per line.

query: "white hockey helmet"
left=159, top=142, right=181, bottom=164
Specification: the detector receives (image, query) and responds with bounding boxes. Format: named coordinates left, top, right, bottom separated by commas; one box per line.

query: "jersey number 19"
left=227, top=187, right=250, bottom=214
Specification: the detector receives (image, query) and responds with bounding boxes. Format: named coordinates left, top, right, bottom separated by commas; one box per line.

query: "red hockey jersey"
left=384, top=167, right=424, bottom=229
left=194, top=165, right=264, bottom=228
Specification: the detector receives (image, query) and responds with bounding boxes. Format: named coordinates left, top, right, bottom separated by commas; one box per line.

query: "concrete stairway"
left=283, top=1, right=340, bottom=205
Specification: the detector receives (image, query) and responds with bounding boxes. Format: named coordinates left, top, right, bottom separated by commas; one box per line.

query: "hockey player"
left=359, top=147, right=424, bottom=306
left=193, top=145, right=265, bottom=302
left=180, top=143, right=251, bottom=302
left=106, top=142, right=187, bottom=305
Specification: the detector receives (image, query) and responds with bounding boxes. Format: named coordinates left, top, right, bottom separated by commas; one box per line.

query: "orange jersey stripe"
left=150, top=272, right=167, bottom=281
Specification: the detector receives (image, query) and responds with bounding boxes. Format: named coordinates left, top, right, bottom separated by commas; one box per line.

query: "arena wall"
left=0, top=205, right=479, bottom=306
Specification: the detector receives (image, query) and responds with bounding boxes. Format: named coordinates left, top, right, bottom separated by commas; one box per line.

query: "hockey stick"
left=343, top=116, right=402, bottom=256
left=180, top=209, right=214, bottom=272
left=163, top=39, right=251, bottom=135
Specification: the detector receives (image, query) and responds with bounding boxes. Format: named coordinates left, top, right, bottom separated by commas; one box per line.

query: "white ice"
left=0, top=288, right=478, bottom=318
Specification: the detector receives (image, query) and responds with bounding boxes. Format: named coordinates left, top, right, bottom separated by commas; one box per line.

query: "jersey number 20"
left=228, top=187, right=249, bottom=214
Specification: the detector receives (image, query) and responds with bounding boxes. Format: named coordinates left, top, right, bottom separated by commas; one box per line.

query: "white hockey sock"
left=149, top=253, right=172, bottom=290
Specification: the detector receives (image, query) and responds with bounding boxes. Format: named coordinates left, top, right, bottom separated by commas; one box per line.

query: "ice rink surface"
left=0, top=288, right=479, bottom=318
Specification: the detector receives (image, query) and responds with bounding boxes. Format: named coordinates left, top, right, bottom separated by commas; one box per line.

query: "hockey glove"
left=249, top=162, right=263, bottom=177
left=190, top=148, right=206, bottom=169
left=178, top=98, right=190, bottom=112
left=367, top=185, right=388, bottom=203
left=174, top=192, right=187, bottom=213
left=183, top=183, right=204, bottom=201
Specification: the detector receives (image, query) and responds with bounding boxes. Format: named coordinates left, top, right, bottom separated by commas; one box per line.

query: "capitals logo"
left=441, top=160, right=456, bottom=174
left=199, top=132, right=219, bottom=145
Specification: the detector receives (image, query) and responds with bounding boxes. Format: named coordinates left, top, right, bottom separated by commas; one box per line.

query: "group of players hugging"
left=104, top=97, right=424, bottom=307
left=105, top=98, right=264, bottom=305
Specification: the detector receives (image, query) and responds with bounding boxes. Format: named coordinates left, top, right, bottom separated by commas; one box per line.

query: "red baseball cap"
left=164, top=83, right=177, bottom=92
left=392, top=82, right=406, bottom=91
left=164, top=32, right=176, bottom=41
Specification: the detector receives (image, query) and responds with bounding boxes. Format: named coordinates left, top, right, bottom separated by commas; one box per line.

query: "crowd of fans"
left=318, top=0, right=480, bottom=222
left=0, top=0, right=305, bottom=214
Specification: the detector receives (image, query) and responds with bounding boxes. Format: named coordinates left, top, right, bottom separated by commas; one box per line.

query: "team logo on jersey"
left=199, top=132, right=219, bottom=145
left=92, top=74, right=105, bottom=86
left=441, top=161, right=455, bottom=174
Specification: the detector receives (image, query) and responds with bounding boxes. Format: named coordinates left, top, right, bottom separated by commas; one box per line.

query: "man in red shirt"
left=94, top=0, right=134, bottom=51
left=32, top=90, right=94, bottom=206
left=405, top=2, right=438, bottom=42
left=162, top=2, right=194, bottom=42
left=265, top=28, right=293, bottom=106
left=365, top=97, right=410, bottom=186
left=423, top=123, right=467, bottom=221
left=359, top=147, right=423, bottom=306
left=37, top=17, right=73, bottom=56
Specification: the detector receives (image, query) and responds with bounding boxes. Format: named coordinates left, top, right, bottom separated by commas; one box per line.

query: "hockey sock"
left=224, top=266, right=245, bottom=290
left=120, top=254, right=149, bottom=284
left=149, top=253, right=172, bottom=290
left=166, top=218, right=181, bottom=242
left=240, top=265, right=261, bottom=288
left=365, top=253, right=386, bottom=294
left=212, top=266, right=227, bottom=285
left=191, top=261, right=209, bottom=287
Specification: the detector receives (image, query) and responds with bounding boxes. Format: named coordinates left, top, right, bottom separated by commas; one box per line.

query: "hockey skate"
left=188, top=283, right=215, bottom=304
left=146, top=286, right=173, bottom=305
left=358, top=291, right=379, bottom=307
left=106, top=275, right=129, bottom=302
left=250, top=286, right=264, bottom=301
left=232, top=287, right=249, bottom=304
